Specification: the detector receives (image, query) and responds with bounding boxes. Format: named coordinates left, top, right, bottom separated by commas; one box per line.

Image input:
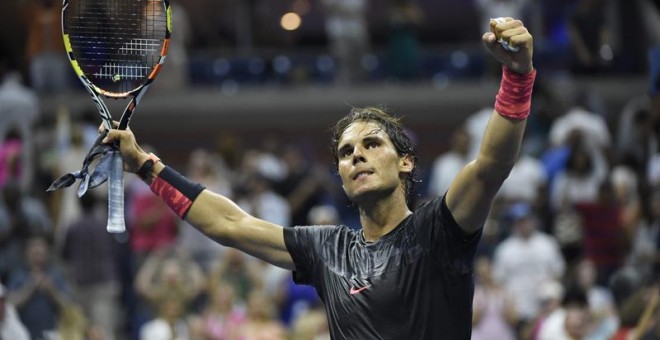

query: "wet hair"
left=331, top=106, right=419, bottom=203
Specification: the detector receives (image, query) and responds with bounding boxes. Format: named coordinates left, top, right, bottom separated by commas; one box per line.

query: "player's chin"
left=346, top=186, right=392, bottom=204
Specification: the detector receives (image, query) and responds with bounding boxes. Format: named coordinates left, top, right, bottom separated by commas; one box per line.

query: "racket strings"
left=65, top=0, right=167, bottom=93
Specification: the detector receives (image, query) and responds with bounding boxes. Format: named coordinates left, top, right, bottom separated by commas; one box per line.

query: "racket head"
left=62, top=0, right=171, bottom=98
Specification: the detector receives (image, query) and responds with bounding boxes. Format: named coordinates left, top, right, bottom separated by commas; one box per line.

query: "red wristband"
left=494, top=66, right=536, bottom=120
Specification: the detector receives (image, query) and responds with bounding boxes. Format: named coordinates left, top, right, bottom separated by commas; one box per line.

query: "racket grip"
left=106, top=152, right=126, bottom=233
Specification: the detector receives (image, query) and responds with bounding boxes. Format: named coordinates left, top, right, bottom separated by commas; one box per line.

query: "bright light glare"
left=281, top=12, right=302, bottom=31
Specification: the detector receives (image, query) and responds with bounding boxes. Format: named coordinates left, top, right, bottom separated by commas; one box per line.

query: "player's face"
left=337, top=121, right=413, bottom=203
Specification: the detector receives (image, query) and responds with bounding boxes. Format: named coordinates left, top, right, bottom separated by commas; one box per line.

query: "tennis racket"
left=62, top=0, right=171, bottom=233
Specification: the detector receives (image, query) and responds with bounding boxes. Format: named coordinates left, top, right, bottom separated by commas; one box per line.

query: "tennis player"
left=104, top=17, right=535, bottom=339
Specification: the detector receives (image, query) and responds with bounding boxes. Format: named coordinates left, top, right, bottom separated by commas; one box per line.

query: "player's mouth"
left=353, top=171, right=374, bottom=180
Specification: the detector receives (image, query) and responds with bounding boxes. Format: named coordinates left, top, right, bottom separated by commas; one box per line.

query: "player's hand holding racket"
left=48, top=0, right=171, bottom=233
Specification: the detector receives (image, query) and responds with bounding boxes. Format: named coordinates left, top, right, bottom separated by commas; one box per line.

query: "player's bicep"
left=186, top=191, right=294, bottom=270
left=223, top=215, right=294, bottom=270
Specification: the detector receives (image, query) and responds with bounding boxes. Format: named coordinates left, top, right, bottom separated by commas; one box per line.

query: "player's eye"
left=340, top=147, right=353, bottom=158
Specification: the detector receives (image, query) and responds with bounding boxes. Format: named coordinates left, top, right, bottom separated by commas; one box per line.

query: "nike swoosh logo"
left=349, top=285, right=371, bottom=295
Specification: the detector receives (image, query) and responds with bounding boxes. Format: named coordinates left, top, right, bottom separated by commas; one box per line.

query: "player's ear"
left=399, top=154, right=414, bottom=173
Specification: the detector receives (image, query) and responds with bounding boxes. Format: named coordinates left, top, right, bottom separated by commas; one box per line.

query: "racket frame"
left=61, top=0, right=172, bottom=232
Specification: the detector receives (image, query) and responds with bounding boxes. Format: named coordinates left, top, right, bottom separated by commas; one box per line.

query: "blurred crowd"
left=2, top=0, right=660, bottom=91
left=1, top=0, right=660, bottom=340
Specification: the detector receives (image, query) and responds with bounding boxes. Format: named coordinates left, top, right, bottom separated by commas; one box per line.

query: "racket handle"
left=106, top=152, right=126, bottom=233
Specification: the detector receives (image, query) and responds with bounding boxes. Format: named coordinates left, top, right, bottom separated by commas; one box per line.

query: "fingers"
left=98, top=120, right=120, bottom=133
left=102, top=129, right=130, bottom=144
left=490, top=18, right=528, bottom=48
left=482, top=32, right=497, bottom=46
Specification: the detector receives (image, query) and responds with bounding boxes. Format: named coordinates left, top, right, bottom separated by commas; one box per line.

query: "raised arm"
left=446, top=18, right=535, bottom=234
left=103, top=131, right=294, bottom=270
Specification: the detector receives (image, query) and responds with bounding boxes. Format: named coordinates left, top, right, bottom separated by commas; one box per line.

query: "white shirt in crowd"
left=493, top=231, right=565, bottom=320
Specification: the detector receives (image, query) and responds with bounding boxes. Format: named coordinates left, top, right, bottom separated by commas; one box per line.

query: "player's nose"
left=352, top=146, right=366, bottom=165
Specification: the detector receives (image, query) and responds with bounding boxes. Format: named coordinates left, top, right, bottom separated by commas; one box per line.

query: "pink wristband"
left=494, top=66, right=536, bottom=120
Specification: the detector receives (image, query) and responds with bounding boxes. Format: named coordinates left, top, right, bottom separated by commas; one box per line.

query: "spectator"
left=493, top=203, right=565, bottom=327
left=232, top=290, right=287, bottom=340
left=551, top=133, right=608, bottom=211
left=0, top=40, right=39, bottom=192
left=208, top=248, right=263, bottom=304
left=616, top=96, right=656, bottom=172
left=387, top=0, right=423, bottom=81
left=23, top=0, right=69, bottom=93
left=526, top=280, right=564, bottom=339
left=52, top=108, right=88, bottom=234
left=610, top=165, right=642, bottom=234
left=134, top=248, right=205, bottom=317
left=0, top=180, right=53, bottom=279
left=200, top=280, right=246, bottom=339
left=273, top=145, right=336, bottom=227
left=127, top=178, right=179, bottom=267
left=625, top=184, right=660, bottom=283
left=497, top=151, right=548, bottom=207
left=139, top=296, right=194, bottom=340
left=471, top=256, right=517, bottom=340
left=465, top=107, right=492, bottom=161
left=237, top=173, right=291, bottom=228
left=574, top=258, right=618, bottom=340
left=574, top=182, right=627, bottom=284
left=322, top=0, right=370, bottom=85
left=548, top=95, right=612, bottom=152
left=610, top=283, right=659, bottom=340
left=7, top=235, right=71, bottom=340
left=567, top=0, right=612, bottom=74
left=427, top=126, right=470, bottom=198
left=178, top=148, right=232, bottom=271
left=536, top=285, right=592, bottom=340
left=0, top=130, right=25, bottom=192
left=61, top=194, right=120, bottom=340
